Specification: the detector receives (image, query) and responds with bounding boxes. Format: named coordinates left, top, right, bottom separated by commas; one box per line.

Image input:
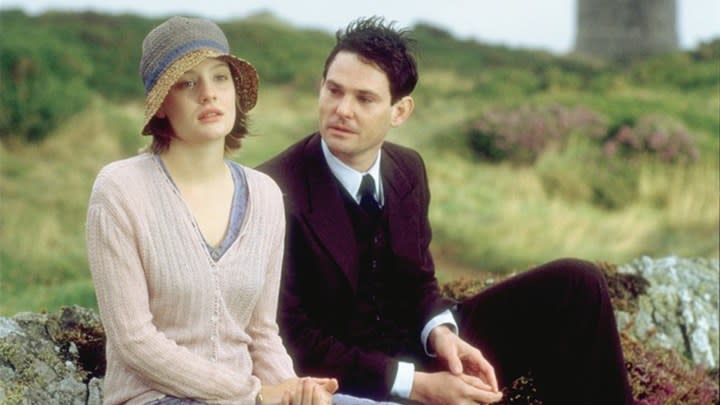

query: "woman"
left=86, top=16, right=337, bottom=405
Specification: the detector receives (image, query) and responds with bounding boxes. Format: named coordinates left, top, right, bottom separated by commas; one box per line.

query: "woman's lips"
left=199, top=108, right=223, bottom=122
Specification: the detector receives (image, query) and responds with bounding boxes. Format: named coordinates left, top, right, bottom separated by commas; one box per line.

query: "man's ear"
left=390, top=96, right=415, bottom=127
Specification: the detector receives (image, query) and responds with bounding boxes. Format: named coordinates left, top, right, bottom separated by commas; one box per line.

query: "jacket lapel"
left=382, top=149, right=422, bottom=260
left=301, top=135, right=360, bottom=291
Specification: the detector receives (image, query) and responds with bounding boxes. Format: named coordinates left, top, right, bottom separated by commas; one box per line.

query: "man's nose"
left=335, top=96, right=353, bottom=117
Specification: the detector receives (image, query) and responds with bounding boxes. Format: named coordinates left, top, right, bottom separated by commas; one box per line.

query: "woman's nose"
left=198, top=81, right=217, bottom=104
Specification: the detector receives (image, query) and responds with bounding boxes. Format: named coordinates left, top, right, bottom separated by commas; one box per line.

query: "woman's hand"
left=261, top=377, right=338, bottom=405
left=291, top=377, right=336, bottom=405
left=308, top=377, right=338, bottom=395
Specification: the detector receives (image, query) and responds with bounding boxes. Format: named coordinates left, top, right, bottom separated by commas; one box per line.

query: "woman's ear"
left=155, top=106, right=167, bottom=119
left=390, top=96, right=415, bottom=127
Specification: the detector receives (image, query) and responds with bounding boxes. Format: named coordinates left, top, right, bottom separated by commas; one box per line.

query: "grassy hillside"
left=0, top=11, right=718, bottom=315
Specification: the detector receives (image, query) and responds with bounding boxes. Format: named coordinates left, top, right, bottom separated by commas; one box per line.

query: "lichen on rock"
left=0, top=305, right=105, bottom=405
left=615, top=256, right=719, bottom=369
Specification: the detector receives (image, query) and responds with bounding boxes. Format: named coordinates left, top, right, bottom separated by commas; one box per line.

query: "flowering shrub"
left=466, top=104, right=607, bottom=164
left=624, top=333, right=719, bottom=404
left=466, top=105, right=700, bottom=210
left=466, top=106, right=699, bottom=165
left=603, top=115, right=699, bottom=163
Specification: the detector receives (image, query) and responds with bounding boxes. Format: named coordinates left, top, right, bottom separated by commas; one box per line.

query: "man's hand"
left=409, top=371, right=503, bottom=405
left=429, top=325, right=499, bottom=392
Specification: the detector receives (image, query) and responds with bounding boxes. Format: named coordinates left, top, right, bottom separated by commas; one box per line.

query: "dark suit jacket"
left=257, top=133, right=452, bottom=398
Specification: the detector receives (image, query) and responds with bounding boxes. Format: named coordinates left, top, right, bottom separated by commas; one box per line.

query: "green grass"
left=1, top=14, right=718, bottom=315
left=425, top=150, right=718, bottom=273
left=0, top=97, right=144, bottom=315
left=2, top=80, right=718, bottom=315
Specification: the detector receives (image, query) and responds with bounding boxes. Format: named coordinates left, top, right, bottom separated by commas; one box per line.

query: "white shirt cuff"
left=421, top=309, right=458, bottom=357
left=389, top=361, right=415, bottom=398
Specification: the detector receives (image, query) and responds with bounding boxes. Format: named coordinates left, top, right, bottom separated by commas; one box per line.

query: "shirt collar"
left=321, top=138, right=383, bottom=205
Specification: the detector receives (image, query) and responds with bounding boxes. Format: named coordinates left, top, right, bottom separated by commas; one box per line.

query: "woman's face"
left=156, top=58, right=237, bottom=148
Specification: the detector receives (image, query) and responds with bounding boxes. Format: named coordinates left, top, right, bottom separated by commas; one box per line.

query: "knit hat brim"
left=141, top=49, right=258, bottom=136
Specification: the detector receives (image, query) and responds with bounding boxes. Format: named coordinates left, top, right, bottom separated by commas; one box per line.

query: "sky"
left=2, top=0, right=719, bottom=54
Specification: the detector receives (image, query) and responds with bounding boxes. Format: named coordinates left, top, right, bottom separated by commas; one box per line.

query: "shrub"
left=623, top=333, right=720, bottom=404
left=467, top=106, right=699, bottom=210
left=602, top=115, right=699, bottom=163
left=466, top=105, right=699, bottom=167
left=466, top=104, right=607, bottom=164
left=0, top=11, right=93, bottom=142
left=629, top=39, right=720, bottom=91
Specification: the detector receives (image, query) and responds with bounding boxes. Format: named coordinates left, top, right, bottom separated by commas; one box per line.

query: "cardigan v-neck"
left=152, top=154, right=248, bottom=262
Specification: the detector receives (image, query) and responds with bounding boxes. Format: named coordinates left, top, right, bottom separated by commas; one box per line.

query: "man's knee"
left=537, top=258, right=610, bottom=305
left=544, top=257, right=604, bottom=284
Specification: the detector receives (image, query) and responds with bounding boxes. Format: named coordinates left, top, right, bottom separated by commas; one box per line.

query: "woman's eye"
left=176, top=80, right=196, bottom=89
left=215, top=74, right=230, bottom=82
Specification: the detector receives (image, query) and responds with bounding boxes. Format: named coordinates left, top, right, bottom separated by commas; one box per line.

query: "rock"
left=0, top=305, right=104, bottom=405
left=1, top=256, right=717, bottom=404
left=614, top=256, right=719, bottom=369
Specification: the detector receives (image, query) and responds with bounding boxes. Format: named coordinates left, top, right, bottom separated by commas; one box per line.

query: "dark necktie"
left=358, top=174, right=381, bottom=214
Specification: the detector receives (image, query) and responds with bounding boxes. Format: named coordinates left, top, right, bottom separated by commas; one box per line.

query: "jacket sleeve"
left=279, top=212, right=400, bottom=399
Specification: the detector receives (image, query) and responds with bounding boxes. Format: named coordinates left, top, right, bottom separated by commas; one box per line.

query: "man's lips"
left=328, top=124, right=356, bottom=134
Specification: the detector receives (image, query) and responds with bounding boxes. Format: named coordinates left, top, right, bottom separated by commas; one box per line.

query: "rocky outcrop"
left=1, top=256, right=718, bottom=404
left=614, top=256, right=719, bottom=369
left=0, top=306, right=104, bottom=405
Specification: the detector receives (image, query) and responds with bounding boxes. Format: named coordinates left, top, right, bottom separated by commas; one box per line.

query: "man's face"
left=318, top=51, right=410, bottom=172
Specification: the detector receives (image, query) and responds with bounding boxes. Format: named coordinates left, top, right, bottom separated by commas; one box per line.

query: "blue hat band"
left=143, top=39, right=228, bottom=93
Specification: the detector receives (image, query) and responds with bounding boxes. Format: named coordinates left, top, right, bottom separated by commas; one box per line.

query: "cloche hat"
left=139, top=16, right=259, bottom=135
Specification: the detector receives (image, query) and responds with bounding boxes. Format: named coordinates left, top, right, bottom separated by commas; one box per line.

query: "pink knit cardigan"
left=86, top=154, right=295, bottom=405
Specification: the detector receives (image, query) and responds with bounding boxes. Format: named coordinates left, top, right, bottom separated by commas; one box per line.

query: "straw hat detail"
left=139, top=16, right=258, bottom=135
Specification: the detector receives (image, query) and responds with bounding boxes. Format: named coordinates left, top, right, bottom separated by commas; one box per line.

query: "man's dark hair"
left=323, top=16, right=418, bottom=103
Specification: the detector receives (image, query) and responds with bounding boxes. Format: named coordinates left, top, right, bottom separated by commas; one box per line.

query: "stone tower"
left=574, top=0, right=679, bottom=60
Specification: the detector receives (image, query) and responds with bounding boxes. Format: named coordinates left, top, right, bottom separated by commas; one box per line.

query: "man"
left=258, top=16, right=633, bottom=405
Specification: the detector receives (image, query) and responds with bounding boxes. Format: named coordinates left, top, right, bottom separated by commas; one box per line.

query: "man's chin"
left=323, top=133, right=352, bottom=149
